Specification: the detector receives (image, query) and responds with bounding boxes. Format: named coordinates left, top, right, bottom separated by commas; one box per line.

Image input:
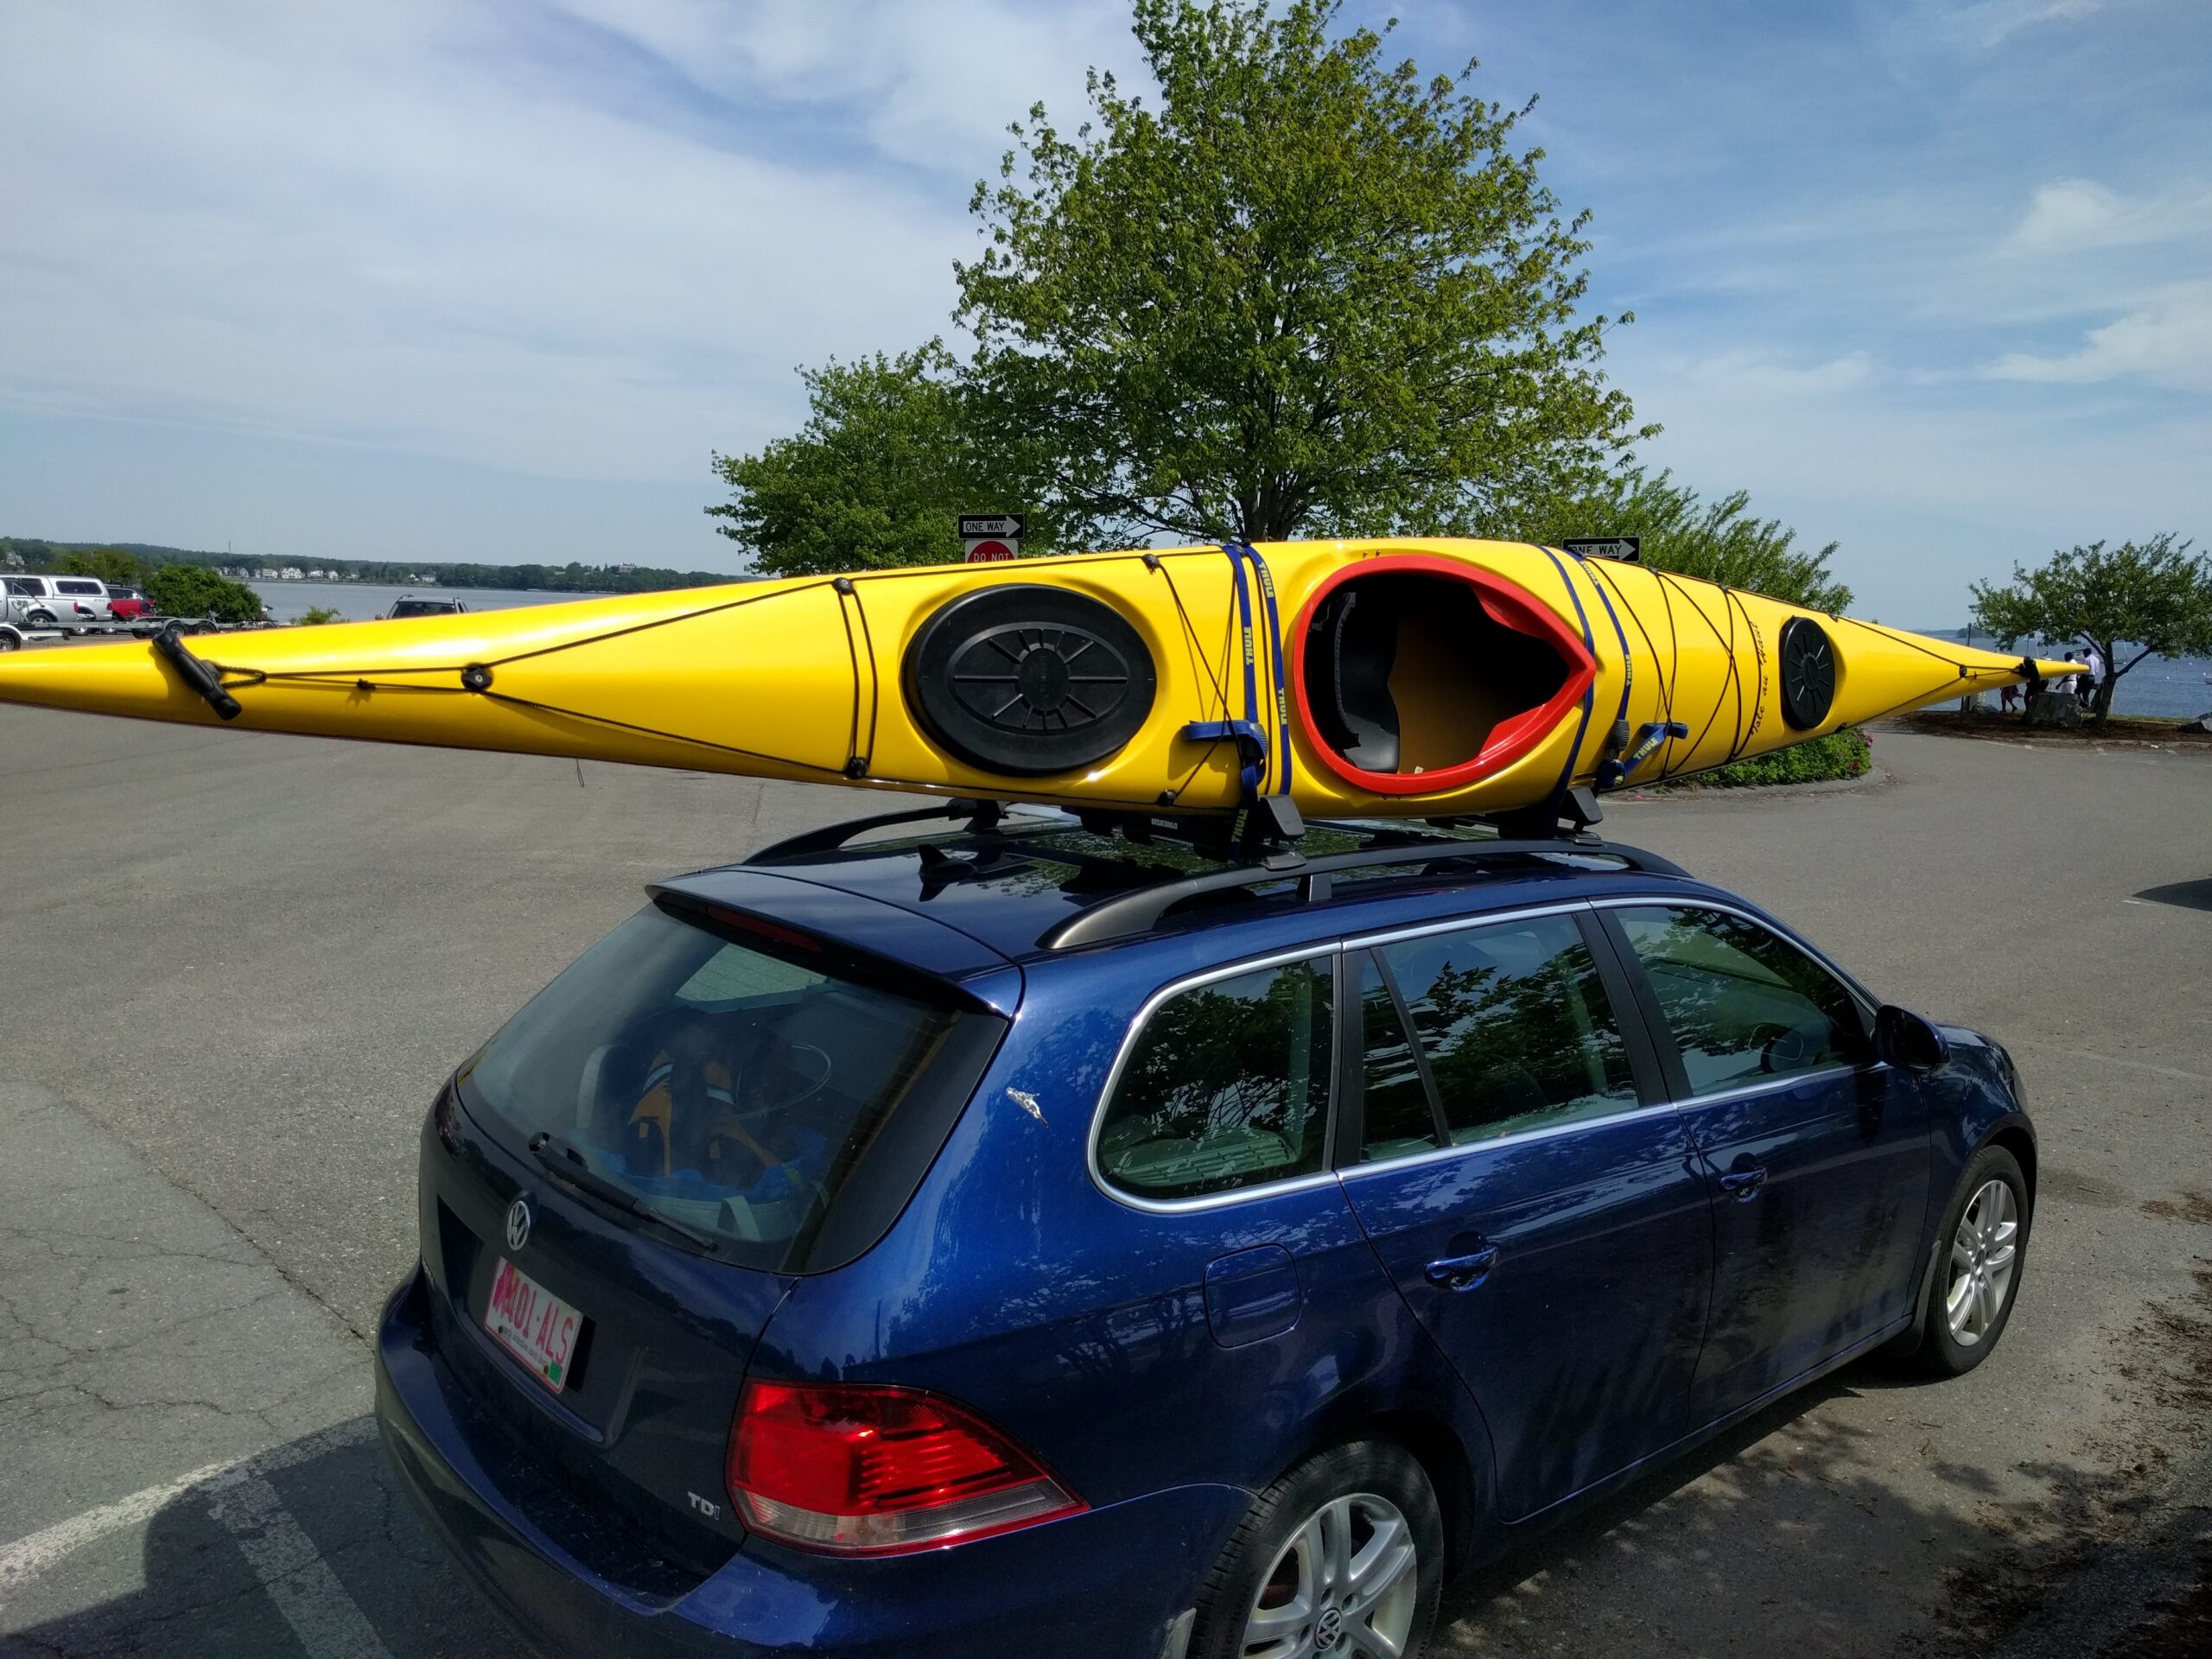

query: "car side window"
left=1614, top=906, right=1873, bottom=1096
left=1096, top=956, right=1334, bottom=1201
left=1373, top=913, right=1638, bottom=1148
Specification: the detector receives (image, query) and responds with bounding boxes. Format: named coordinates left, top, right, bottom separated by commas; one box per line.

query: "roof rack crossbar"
left=746, top=798, right=1003, bottom=864
left=1037, top=838, right=1687, bottom=950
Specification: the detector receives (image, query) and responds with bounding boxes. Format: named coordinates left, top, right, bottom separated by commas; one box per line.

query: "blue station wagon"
left=374, top=804, right=2036, bottom=1658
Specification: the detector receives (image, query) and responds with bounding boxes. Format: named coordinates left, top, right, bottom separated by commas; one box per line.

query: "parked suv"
left=376, top=807, right=2035, bottom=1658
left=4, top=574, right=111, bottom=632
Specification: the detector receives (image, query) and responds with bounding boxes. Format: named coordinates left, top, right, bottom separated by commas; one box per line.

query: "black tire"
left=1189, top=1440, right=1444, bottom=1659
left=1909, top=1144, right=2031, bottom=1377
left=27, top=609, right=55, bottom=628
left=0, top=632, right=17, bottom=652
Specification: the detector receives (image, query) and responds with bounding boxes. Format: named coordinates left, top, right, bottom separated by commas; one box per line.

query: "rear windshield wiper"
left=526, top=1131, right=721, bottom=1254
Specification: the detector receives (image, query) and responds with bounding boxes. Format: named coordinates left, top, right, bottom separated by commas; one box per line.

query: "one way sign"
left=960, top=514, right=1026, bottom=563
left=1562, top=537, right=1641, bottom=563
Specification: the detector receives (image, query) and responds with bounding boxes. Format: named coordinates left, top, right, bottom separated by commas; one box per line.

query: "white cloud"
left=543, top=0, right=1138, bottom=171
left=1986, top=283, right=2212, bottom=388
left=0, top=2, right=1136, bottom=483
left=1684, top=350, right=1878, bottom=395
left=1935, top=0, right=2112, bottom=48
left=2005, top=177, right=2212, bottom=252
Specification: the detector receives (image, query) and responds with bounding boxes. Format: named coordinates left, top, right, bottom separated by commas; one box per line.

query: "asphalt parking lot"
left=2, top=708, right=2207, bottom=1658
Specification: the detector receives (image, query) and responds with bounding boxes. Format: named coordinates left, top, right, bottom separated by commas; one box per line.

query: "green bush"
left=145, top=563, right=263, bottom=623
left=1663, top=727, right=1872, bottom=790
left=296, top=606, right=343, bottom=626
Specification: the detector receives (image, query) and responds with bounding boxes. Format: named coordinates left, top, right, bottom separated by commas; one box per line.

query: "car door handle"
left=1718, top=1165, right=1768, bottom=1201
left=1423, top=1246, right=1498, bottom=1291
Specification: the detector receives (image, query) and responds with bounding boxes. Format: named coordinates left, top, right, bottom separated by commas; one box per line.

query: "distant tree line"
left=0, top=538, right=735, bottom=596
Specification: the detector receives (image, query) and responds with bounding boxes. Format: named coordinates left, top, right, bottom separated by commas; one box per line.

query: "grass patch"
left=1660, top=727, right=1873, bottom=790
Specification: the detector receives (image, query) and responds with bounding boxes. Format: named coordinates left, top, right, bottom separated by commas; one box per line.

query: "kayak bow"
left=0, top=539, right=2078, bottom=821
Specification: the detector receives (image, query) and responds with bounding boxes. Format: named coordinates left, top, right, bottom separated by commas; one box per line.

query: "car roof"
left=656, top=807, right=1714, bottom=977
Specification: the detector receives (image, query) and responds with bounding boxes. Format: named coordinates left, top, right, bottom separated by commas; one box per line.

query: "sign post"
left=960, top=514, right=1027, bottom=563
left=1561, top=537, right=1641, bottom=563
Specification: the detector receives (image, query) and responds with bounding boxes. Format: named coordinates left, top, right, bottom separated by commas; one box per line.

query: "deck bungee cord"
left=0, top=537, right=2082, bottom=830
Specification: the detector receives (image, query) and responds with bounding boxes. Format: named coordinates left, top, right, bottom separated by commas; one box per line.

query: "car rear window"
left=456, top=904, right=985, bottom=1269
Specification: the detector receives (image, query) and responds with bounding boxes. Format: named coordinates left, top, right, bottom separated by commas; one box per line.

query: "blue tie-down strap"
left=1183, top=719, right=1270, bottom=797
left=1597, top=721, right=1691, bottom=791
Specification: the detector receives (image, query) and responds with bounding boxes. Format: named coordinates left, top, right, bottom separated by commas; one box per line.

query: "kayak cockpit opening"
left=1293, top=563, right=1592, bottom=794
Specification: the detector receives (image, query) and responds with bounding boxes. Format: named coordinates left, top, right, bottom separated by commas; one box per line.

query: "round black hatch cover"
left=1778, top=616, right=1837, bottom=730
left=903, top=585, right=1157, bottom=776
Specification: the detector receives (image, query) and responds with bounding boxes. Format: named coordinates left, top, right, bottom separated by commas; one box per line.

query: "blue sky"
left=2, top=0, right=2205, bottom=620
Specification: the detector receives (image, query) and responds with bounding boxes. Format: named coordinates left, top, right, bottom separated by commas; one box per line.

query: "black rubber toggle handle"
left=152, top=625, right=243, bottom=721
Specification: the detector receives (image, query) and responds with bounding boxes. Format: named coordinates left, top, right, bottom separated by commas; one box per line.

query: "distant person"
left=2082, top=644, right=2105, bottom=709
left=2059, top=651, right=2082, bottom=698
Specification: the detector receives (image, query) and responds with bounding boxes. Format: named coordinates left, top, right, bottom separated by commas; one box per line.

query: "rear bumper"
left=377, top=1266, right=1244, bottom=1658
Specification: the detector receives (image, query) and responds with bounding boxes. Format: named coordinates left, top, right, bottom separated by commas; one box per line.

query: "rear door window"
left=458, top=904, right=986, bottom=1268
left=1372, top=913, right=1637, bottom=1147
left=1096, top=955, right=1334, bottom=1202
left=56, top=579, right=102, bottom=595
left=1613, top=906, right=1872, bottom=1096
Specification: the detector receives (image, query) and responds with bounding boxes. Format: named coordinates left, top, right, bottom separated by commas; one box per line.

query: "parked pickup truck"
left=3, top=574, right=113, bottom=632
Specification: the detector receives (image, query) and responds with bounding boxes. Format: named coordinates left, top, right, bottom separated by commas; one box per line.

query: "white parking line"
left=0, top=1459, right=238, bottom=1603
left=205, top=1473, right=393, bottom=1659
left=0, top=1418, right=382, bottom=1652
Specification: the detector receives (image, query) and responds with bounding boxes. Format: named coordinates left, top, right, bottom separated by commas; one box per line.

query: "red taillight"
left=728, top=1382, right=1084, bottom=1555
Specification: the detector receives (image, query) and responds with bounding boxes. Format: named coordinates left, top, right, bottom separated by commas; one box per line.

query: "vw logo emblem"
left=1314, top=1606, right=1344, bottom=1651
left=505, top=1198, right=531, bottom=1253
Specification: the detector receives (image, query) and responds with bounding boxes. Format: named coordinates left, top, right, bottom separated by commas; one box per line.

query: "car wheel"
left=0, top=632, right=17, bottom=652
left=1189, top=1441, right=1443, bottom=1659
left=1912, top=1144, right=2031, bottom=1377
left=27, top=609, right=55, bottom=628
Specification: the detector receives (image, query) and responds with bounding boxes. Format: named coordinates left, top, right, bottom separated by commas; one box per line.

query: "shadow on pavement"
left=2133, top=878, right=2212, bottom=912
left=4, top=1420, right=529, bottom=1659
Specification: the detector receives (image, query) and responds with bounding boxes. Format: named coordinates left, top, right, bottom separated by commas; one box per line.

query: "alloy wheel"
left=1945, top=1178, right=2019, bottom=1346
left=1240, top=1491, right=1419, bottom=1658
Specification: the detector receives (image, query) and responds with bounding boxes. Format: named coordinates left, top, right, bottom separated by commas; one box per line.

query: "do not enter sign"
left=960, top=513, right=1026, bottom=563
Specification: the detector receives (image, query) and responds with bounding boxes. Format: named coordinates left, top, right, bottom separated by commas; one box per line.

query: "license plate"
left=484, top=1257, right=582, bottom=1394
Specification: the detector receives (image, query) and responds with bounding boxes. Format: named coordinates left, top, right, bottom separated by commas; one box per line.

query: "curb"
left=1607, top=766, right=1893, bottom=805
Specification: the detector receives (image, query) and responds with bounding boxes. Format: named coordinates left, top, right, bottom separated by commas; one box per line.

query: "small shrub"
left=145, top=563, right=263, bottom=623
left=1664, top=727, right=1872, bottom=790
left=296, top=606, right=343, bottom=626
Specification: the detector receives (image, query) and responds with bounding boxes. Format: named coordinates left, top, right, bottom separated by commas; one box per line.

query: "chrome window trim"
left=1341, top=1096, right=1677, bottom=1181
left=1586, top=894, right=1879, bottom=1021
left=1338, top=898, right=1588, bottom=957
left=1088, top=943, right=1346, bottom=1215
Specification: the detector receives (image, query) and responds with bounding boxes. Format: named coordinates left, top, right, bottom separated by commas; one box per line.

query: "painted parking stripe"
left=205, top=1472, right=393, bottom=1659
left=0, top=1418, right=375, bottom=1611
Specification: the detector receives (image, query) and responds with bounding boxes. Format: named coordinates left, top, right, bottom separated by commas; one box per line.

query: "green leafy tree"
left=708, top=343, right=1052, bottom=578
left=955, top=0, right=1649, bottom=547
left=1507, top=467, right=1853, bottom=611
left=145, top=563, right=263, bottom=623
left=58, top=547, right=149, bottom=587
left=1969, top=535, right=2212, bottom=725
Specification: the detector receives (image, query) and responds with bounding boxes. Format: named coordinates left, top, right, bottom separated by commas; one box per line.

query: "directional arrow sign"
left=1562, top=537, right=1641, bottom=563
left=960, top=513, right=1026, bottom=563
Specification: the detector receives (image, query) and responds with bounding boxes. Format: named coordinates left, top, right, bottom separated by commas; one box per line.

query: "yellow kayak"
left=0, top=538, right=2074, bottom=823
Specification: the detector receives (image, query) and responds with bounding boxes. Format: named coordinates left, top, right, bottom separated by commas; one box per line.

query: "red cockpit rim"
left=1287, top=554, right=1596, bottom=797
